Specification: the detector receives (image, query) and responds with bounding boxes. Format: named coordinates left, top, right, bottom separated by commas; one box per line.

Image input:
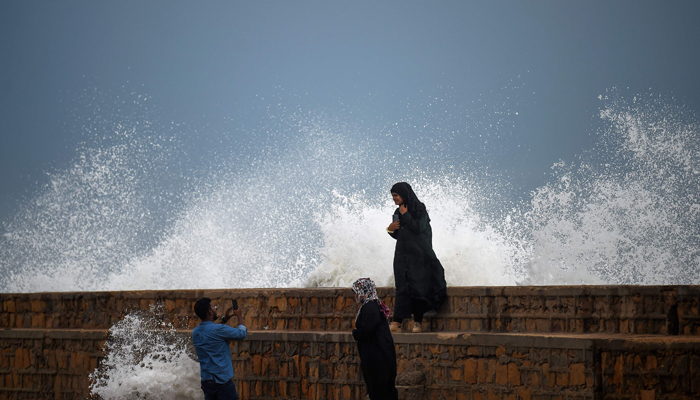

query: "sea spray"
left=0, top=91, right=188, bottom=293
left=1, top=90, right=699, bottom=292
left=305, top=177, right=526, bottom=288
left=521, top=93, right=700, bottom=284
left=89, top=305, right=202, bottom=400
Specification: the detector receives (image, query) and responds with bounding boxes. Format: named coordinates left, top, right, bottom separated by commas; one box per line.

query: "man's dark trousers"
left=201, top=378, right=239, bottom=400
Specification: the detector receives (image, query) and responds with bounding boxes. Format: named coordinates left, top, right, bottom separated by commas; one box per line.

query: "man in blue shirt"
left=192, top=298, right=247, bottom=400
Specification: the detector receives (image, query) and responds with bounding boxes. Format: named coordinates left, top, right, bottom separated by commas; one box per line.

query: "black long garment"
left=351, top=301, right=399, bottom=400
left=388, top=208, right=447, bottom=319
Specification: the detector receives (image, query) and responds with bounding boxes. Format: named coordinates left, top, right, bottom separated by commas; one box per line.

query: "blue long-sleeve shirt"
left=192, top=321, right=247, bottom=383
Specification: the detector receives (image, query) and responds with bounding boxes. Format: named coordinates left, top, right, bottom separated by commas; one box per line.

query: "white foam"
left=89, top=306, right=203, bottom=400
left=1, top=92, right=699, bottom=292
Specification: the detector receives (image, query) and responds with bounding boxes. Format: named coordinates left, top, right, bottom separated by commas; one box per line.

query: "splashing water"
left=521, top=94, right=700, bottom=284
left=1, top=91, right=699, bottom=293
left=89, top=305, right=202, bottom=400
left=305, top=178, right=526, bottom=287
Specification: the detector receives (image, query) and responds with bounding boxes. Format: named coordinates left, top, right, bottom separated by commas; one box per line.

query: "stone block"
left=164, top=299, right=176, bottom=312
left=31, top=314, right=45, bottom=328
left=477, top=359, right=487, bottom=383
left=541, top=363, right=555, bottom=387
left=529, top=371, right=541, bottom=387
left=640, top=389, right=655, bottom=400
left=487, top=388, right=499, bottom=400
left=496, top=362, right=508, bottom=385
left=570, top=363, right=585, bottom=386
left=535, top=319, right=550, bottom=332
left=496, top=345, right=506, bottom=357
left=517, top=387, right=531, bottom=400
left=464, top=358, right=477, bottom=384
left=613, top=354, right=624, bottom=385
left=556, top=372, right=569, bottom=386
left=450, top=367, right=463, bottom=382
left=526, top=319, right=536, bottom=331
left=507, top=362, right=520, bottom=386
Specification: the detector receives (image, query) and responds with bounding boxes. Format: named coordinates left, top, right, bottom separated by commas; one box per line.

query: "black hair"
left=194, top=297, right=212, bottom=320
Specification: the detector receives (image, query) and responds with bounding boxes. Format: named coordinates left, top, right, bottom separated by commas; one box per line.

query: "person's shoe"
left=412, top=322, right=422, bottom=333
left=389, top=322, right=401, bottom=333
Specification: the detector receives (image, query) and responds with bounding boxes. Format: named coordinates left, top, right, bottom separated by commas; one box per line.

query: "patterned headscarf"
left=352, top=278, right=391, bottom=322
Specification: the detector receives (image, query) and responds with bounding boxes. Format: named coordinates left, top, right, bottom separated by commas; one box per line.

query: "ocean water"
left=1, top=91, right=698, bottom=294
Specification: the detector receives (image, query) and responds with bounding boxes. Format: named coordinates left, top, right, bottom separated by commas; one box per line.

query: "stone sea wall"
left=1, top=286, right=699, bottom=400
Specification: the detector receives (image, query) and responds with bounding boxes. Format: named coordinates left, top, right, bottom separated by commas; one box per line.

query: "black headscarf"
left=390, top=182, right=427, bottom=220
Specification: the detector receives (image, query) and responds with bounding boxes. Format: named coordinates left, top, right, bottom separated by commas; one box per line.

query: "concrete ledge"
left=4, top=328, right=700, bottom=349
left=0, top=328, right=109, bottom=340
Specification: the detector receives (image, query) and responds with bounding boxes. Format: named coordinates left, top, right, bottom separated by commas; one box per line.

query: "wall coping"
left=4, top=328, right=700, bottom=349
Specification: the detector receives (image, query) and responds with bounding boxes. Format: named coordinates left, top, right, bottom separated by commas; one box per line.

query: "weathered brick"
left=450, top=367, right=463, bottom=381
left=465, top=358, right=477, bottom=384
left=518, top=387, right=531, bottom=400
left=507, top=362, right=520, bottom=386
left=487, top=388, right=499, bottom=400
left=496, top=362, right=508, bottom=385
left=613, top=354, right=624, bottom=385
left=31, top=314, right=45, bottom=328
left=6, top=300, right=16, bottom=313
left=557, top=372, right=569, bottom=386
left=570, top=363, right=585, bottom=386
left=542, top=363, right=555, bottom=387
left=496, top=345, right=506, bottom=357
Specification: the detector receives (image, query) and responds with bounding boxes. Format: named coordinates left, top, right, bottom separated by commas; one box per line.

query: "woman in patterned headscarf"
left=386, top=182, right=447, bottom=333
left=351, top=278, right=398, bottom=400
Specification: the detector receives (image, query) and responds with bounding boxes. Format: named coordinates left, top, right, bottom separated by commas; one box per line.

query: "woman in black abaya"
left=351, top=278, right=399, bottom=400
left=386, top=182, right=447, bottom=333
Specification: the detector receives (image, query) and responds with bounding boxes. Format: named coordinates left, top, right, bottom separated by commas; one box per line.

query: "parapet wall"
left=1, top=286, right=699, bottom=400
left=2, top=286, right=698, bottom=335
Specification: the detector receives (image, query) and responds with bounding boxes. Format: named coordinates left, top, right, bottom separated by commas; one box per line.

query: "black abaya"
left=388, top=208, right=447, bottom=320
left=351, top=301, right=399, bottom=400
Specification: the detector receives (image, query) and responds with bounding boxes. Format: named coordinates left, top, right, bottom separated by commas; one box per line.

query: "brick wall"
left=0, top=330, right=106, bottom=400
left=2, top=286, right=699, bottom=335
left=1, top=286, right=700, bottom=400
left=5, top=329, right=696, bottom=400
left=598, top=337, right=700, bottom=400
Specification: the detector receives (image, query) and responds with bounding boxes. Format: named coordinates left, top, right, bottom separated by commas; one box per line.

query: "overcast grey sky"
left=1, top=1, right=699, bottom=224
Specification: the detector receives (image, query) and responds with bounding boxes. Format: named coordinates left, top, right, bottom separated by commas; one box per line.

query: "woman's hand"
left=388, top=220, right=400, bottom=231
left=399, top=204, right=408, bottom=215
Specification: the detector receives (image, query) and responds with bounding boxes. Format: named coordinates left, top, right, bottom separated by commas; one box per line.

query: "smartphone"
left=232, top=299, right=238, bottom=310
left=392, top=214, right=399, bottom=223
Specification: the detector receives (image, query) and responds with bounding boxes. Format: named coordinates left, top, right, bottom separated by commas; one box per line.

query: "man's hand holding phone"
left=220, top=299, right=242, bottom=325
left=232, top=299, right=242, bottom=323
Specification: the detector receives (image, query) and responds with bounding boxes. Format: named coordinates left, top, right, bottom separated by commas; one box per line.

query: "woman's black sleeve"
left=401, top=211, right=429, bottom=234
left=352, top=302, right=383, bottom=341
